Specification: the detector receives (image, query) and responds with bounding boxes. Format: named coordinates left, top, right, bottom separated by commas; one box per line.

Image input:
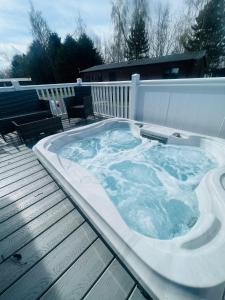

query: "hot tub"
left=34, top=118, right=225, bottom=300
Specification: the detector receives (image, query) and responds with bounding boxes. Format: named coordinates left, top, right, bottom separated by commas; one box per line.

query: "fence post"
left=129, top=73, right=140, bottom=120
left=11, top=80, right=21, bottom=91
left=76, top=78, right=82, bottom=86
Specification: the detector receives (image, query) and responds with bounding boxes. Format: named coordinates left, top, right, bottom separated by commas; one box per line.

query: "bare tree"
left=185, top=0, right=209, bottom=14
left=111, top=0, right=129, bottom=62
left=133, top=0, right=150, bottom=21
left=29, top=1, right=51, bottom=49
left=91, top=33, right=105, bottom=62
left=0, top=68, right=11, bottom=79
left=150, top=3, right=174, bottom=57
left=101, top=38, right=113, bottom=63
left=72, top=13, right=86, bottom=38
left=171, top=0, right=209, bottom=54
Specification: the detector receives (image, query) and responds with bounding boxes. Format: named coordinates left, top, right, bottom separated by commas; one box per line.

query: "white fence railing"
left=0, top=77, right=134, bottom=119
left=35, top=84, right=76, bottom=116
left=91, top=84, right=131, bottom=118
left=0, top=82, right=79, bottom=117
left=1, top=75, right=225, bottom=138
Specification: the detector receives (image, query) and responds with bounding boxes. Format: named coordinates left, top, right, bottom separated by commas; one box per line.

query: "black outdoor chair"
left=0, top=90, right=52, bottom=139
left=64, top=86, right=94, bottom=122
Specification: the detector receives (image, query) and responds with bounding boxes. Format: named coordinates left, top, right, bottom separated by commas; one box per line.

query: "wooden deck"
left=0, top=140, right=149, bottom=299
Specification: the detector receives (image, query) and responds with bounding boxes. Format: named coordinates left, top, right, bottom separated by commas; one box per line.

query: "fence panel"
left=90, top=84, right=131, bottom=118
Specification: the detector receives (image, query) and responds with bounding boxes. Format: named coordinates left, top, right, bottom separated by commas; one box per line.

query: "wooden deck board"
left=0, top=160, right=40, bottom=185
left=0, top=142, right=149, bottom=300
left=41, top=239, right=114, bottom=300
left=0, top=155, right=38, bottom=176
left=0, top=224, right=97, bottom=300
left=84, top=259, right=135, bottom=300
left=0, top=190, right=66, bottom=240
left=0, top=144, right=27, bottom=158
left=0, top=169, right=48, bottom=198
left=0, top=163, right=43, bottom=190
left=129, top=287, right=147, bottom=300
left=0, top=210, right=84, bottom=293
left=0, top=181, right=57, bottom=222
left=0, top=200, right=74, bottom=261
left=0, top=148, right=32, bottom=165
left=0, top=174, right=52, bottom=209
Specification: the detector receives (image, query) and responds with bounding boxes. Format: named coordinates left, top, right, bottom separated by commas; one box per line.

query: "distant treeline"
left=11, top=4, right=103, bottom=84
left=10, top=0, right=225, bottom=83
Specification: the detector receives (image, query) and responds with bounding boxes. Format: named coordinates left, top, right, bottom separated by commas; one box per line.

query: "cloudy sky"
left=0, top=0, right=184, bottom=70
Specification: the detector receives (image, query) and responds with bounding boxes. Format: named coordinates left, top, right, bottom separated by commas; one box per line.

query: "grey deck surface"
left=0, top=141, right=148, bottom=300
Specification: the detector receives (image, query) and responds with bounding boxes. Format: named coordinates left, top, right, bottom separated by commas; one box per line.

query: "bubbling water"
left=59, top=122, right=217, bottom=239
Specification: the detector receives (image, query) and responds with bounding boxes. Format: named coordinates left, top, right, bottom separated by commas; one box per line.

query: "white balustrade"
left=90, top=84, right=131, bottom=118
left=35, top=85, right=76, bottom=116
left=0, top=77, right=133, bottom=118
left=1, top=75, right=225, bottom=139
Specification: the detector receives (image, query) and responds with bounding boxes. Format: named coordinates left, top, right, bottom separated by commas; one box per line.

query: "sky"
left=0, top=0, right=184, bottom=70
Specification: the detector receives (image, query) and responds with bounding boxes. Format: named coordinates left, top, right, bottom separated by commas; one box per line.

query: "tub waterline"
left=33, top=118, right=225, bottom=300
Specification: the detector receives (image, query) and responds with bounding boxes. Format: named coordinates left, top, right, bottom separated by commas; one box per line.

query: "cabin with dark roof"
left=80, top=51, right=207, bottom=81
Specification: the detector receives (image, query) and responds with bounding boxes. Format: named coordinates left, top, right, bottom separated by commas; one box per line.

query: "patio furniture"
left=64, top=86, right=94, bottom=122
left=64, top=95, right=94, bottom=121
left=0, top=90, right=52, bottom=138
left=12, top=116, right=63, bottom=142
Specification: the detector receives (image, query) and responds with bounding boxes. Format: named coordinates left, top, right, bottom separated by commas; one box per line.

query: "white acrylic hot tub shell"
left=34, top=118, right=225, bottom=300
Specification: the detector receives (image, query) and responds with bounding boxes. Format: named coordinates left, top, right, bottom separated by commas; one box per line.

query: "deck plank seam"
left=0, top=149, right=34, bottom=161
left=126, top=284, right=138, bottom=300
left=0, top=214, right=85, bottom=295
left=0, top=153, right=36, bottom=169
left=0, top=160, right=40, bottom=183
left=0, top=205, right=76, bottom=264
left=0, top=149, right=28, bottom=159
left=0, top=184, right=60, bottom=223
left=0, top=145, right=28, bottom=157
left=0, top=174, right=51, bottom=209
left=0, top=169, right=49, bottom=198
left=0, top=150, right=33, bottom=163
left=0, top=156, right=38, bottom=176
left=0, top=164, right=43, bottom=190
left=0, top=196, right=68, bottom=242
left=37, top=236, right=99, bottom=299
left=0, top=176, right=54, bottom=210
left=80, top=257, right=115, bottom=300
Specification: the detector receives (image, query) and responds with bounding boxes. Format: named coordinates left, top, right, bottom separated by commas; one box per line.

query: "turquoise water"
left=59, top=122, right=218, bottom=239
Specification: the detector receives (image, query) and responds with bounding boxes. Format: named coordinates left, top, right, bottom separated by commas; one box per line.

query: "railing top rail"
left=0, top=82, right=79, bottom=92
left=0, top=87, right=15, bottom=92
left=0, top=76, right=224, bottom=93
left=0, top=81, right=132, bottom=92
left=139, top=77, right=225, bottom=86
left=0, top=77, right=31, bottom=82
left=81, top=81, right=132, bottom=86
left=21, top=82, right=79, bottom=90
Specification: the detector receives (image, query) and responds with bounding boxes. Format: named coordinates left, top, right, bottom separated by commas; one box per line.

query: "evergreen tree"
left=55, top=35, right=80, bottom=82
left=26, top=41, right=55, bottom=84
left=47, top=33, right=62, bottom=81
left=11, top=54, right=29, bottom=78
left=183, top=0, right=225, bottom=68
left=10, top=4, right=103, bottom=83
left=77, top=33, right=103, bottom=70
left=126, top=1, right=149, bottom=60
